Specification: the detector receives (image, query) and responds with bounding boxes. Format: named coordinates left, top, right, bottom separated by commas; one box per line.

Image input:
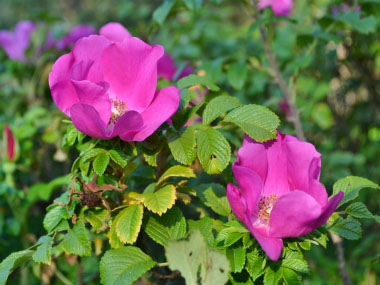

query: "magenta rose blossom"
left=258, top=0, right=293, bottom=16
left=49, top=29, right=180, bottom=141
left=56, top=24, right=96, bottom=50
left=0, top=21, right=35, bottom=62
left=227, top=132, right=344, bottom=260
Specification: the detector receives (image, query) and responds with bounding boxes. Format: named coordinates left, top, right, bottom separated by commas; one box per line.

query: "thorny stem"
left=249, top=0, right=305, bottom=141
left=248, top=1, right=350, bottom=283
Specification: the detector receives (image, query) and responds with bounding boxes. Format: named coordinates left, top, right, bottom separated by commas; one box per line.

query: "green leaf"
left=178, top=74, right=220, bottom=91
left=196, top=127, right=231, bottom=174
left=142, top=185, right=176, bottom=215
left=183, top=0, right=203, bottom=10
left=165, top=231, right=229, bottom=285
left=144, top=206, right=186, bottom=246
left=333, top=176, right=379, bottom=207
left=281, top=258, right=309, bottom=274
left=264, top=266, right=283, bottom=285
left=109, top=215, right=124, bottom=249
left=226, top=247, right=246, bottom=273
left=115, top=204, right=144, bottom=244
left=157, top=165, right=195, bottom=185
left=100, top=246, right=156, bottom=285
left=203, top=96, right=242, bottom=125
left=188, top=217, right=215, bottom=246
left=109, top=149, right=128, bottom=168
left=203, top=187, right=231, bottom=216
left=43, top=206, right=70, bottom=233
left=81, top=147, right=107, bottom=162
left=85, top=209, right=108, bottom=231
left=282, top=268, right=301, bottom=285
left=224, top=104, right=280, bottom=142
left=329, top=216, right=362, bottom=240
left=153, top=0, right=176, bottom=25
left=346, top=202, right=374, bottom=219
left=63, top=220, right=92, bottom=256
left=66, top=125, right=79, bottom=146
left=33, top=236, right=53, bottom=265
left=167, top=127, right=197, bottom=165
left=93, top=152, right=110, bottom=176
left=336, top=12, right=377, bottom=34
left=0, top=250, right=34, bottom=285
left=143, top=153, right=157, bottom=167
left=227, top=61, right=247, bottom=90
left=246, top=250, right=265, bottom=281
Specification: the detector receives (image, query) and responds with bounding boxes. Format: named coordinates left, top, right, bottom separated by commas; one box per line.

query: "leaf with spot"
left=196, top=127, right=231, bottom=174
left=333, top=176, right=379, bottom=207
left=115, top=204, right=144, bottom=244
left=203, top=95, right=242, bottom=125
left=142, top=185, right=176, bottom=215
left=100, top=246, right=156, bottom=285
left=144, top=206, right=186, bottom=246
left=223, top=104, right=280, bottom=142
left=167, top=127, right=197, bottom=165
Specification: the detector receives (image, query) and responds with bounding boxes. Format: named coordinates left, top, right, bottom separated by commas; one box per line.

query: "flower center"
left=256, top=194, right=279, bottom=225
left=109, top=99, right=127, bottom=125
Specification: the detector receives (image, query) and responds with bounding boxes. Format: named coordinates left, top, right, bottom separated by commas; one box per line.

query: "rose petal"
left=272, top=0, right=293, bottom=16
left=49, top=53, right=78, bottom=115
left=102, top=37, right=164, bottom=112
left=269, top=190, right=322, bottom=238
left=232, top=164, right=263, bottom=214
left=99, top=22, right=131, bottom=42
left=130, top=86, right=180, bottom=142
left=226, top=184, right=245, bottom=223
left=237, top=140, right=268, bottom=182
left=70, top=103, right=107, bottom=139
left=71, top=80, right=111, bottom=125
left=314, top=192, right=344, bottom=229
left=110, top=111, right=144, bottom=138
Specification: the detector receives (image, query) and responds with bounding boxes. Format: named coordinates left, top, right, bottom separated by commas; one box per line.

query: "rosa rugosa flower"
left=0, top=21, right=35, bottom=62
left=49, top=32, right=180, bottom=142
left=56, top=24, right=96, bottom=50
left=258, top=0, right=293, bottom=16
left=227, top=133, right=344, bottom=260
left=100, top=22, right=192, bottom=82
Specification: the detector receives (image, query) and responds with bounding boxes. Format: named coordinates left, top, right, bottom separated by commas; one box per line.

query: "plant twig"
left=330, top=233, right=351, bottom=285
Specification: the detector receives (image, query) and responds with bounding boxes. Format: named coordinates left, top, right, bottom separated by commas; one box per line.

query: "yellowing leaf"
left=142, top=185, right=176, bottom=215
left=115, top=204, right=144, bottom=244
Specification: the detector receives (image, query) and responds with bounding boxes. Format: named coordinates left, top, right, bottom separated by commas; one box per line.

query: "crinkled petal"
left=99, top=22, right=131, bottom=42
left=109, top=111, right=144, bottom=138
left=72, top=35, right=111, bottom=82
left=237, top=140, right=268, bottom=182
left=226, top=184, right=245, bottom=223
left=232, top=164, right=263, bottom=214
left=285, top=137, right=321, bottom=191
left=71, top=80, right=111, bottom=125
left=262, top=133, right=290, bottom=196
left=70, top=103, right=107, bottom=139
left=244, top=215, right=283, bottom=261
left=314, top=192, right=344, bottom=229
left=71, top=59, right=94, bottom=81
left=131, top=86, right=180, bottom=141
left=102, top=37, right=164, bottom=112
left=269, top=190, right=322, bottom=238
left=49, top=53, right=78, bottom=115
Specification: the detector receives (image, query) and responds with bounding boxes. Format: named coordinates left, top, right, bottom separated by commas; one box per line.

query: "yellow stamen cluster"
left=109, top=99, right=127, bottom=125
left=257, top=194, right=279, bottom=225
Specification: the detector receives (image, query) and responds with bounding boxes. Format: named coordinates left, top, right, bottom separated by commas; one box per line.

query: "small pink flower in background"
left=157, top=54, right=193, bottom=82
left=227, top=132, right=343, bottom=260
left=258, top=0, right=293, bottom=17
left=0, top=21, right=35, bottom=62
left=2, top=124, right=15, bottom=161
left=49, top=23, right=180, bottom=142
left=56, top=24, right=96, bottom=50
left=279, top=99, right=291, bottom=118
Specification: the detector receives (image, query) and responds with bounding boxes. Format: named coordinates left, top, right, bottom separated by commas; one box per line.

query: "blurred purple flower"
left=227, top=132, right=344, bottom=260
left=258, top=0, right=293, bottom=17
left=56, top=24, right=96, bottom=50
left=0, top=21, right=35, bottom=62
left=332, top=3, right=361, bottom=15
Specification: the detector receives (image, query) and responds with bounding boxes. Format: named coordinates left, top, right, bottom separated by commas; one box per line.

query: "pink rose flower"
left=258, top=0, right=293, bottom=17
left=0, top=21, right=35, bottom=62
left=56, top=24, right=96, bottom=50
left=3, top=124, right=15, bottom=161
left=227, top=132, right=344, bottom=260
left=49, top=23, right=180, bottom=142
